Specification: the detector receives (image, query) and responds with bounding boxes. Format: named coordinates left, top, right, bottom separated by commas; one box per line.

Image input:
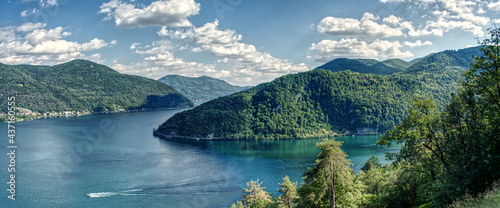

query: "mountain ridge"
left=158, top=74, right=251, bottom=102
left=155, top=46, right=482, bottom=140
left=0, top=59, right=193, bottom=121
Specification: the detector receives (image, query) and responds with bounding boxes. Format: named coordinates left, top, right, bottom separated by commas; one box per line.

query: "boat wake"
left=87, top=189, right=144, bottom=198
left=87, top=178, right=237, bottom=198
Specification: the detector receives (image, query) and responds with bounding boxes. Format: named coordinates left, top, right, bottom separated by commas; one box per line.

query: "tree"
left=298, top=138, right=357, bottom=208
left=376, top=27, right=500, bottom=207
left=360, top=156, right=382, bottom=172
left=465, top=27, right=500, bottom=176
left=277, top=176, right=299, bottom=208
left=241, top=179, right=274, bottom=208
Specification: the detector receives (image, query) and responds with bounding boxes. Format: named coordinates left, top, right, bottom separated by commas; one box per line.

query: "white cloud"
left=16, top=22, right=46, bottom=32
left=428, top=17, right=485, bottom=36
left=25, top=27, right=69, bottom=45
left=129, top=42, right=141, bottom=50
left=113, top=39, right=216, bottom=79
left=408, top=27, right=444, bottom=36
left=404, top=40, right=433, bottom=47
left=20, top=8, right=39, bottom=17
left=317, top=12, right=403, bottom=38
left=155, top=20, right=309, bottom=84
left=22, top=0, right=59, bottom=8
left=0, top=23, right=112, bottom=65
left=99, top=0, right=200, bottom=28
left=383, top=15, right=402, bottom=25
left=121, top=20, right=309, bottom=85
left=487, top=1, right=500, bottom=11
left=384, top=0, right=489, bottom=36
left=308, top=38, right=413, bottom=62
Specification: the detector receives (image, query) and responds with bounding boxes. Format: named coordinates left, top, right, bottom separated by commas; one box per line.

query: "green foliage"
left=448, top=182, right=500, bottom=208
left=356, top=163, right=400, bottom=207
left=360, top=156, right=382, bottom=172
left=277, top=176, right=299, bottom=208
left=400, top=47, right=482, bottom=108
left=158, top=74, right=250, bottom=101
left=0, top=60, right=193, bottom=118
left=298, top=139, right=359, bottom=208
left=157, top=47, right=481, bottom=140
left=376, top=28, right=500, bottom=207
left=236, top=179, right=275, bottom=208
left=317, top=58, right=406, bottom=75
left=156, top=69, right=444, bottom=139
left=227, top=39, right=496, bottom=207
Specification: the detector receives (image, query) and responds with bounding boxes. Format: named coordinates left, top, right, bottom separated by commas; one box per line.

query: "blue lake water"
left=0, top=109, right=400, bottom=207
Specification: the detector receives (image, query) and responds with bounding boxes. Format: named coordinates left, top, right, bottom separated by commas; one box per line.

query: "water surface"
left=0, top=110, right=400, bottom=207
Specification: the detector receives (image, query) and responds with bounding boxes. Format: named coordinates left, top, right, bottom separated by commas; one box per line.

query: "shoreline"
left=0, top=106, right=192, bottom=123
left=153, top=130, right=379, bottom=141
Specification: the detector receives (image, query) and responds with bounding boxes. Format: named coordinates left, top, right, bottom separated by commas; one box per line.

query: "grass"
left=448, top=182, right=500, bottom=208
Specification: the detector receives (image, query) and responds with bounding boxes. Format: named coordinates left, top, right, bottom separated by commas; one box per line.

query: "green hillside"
left=156, top=69, right=431, bottom=139
left=155, top=47, right=481, bottom=140
left=316, top=58, right=408, bottom=75
left=398, top=46, right=482, bottom=107
left=0, top=60, right=193, bottom=121
left=158, top=75, right=250, bottom=101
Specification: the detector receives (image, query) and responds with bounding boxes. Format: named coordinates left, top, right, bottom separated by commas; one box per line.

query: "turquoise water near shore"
left=0, top=109, right=400, bottom=207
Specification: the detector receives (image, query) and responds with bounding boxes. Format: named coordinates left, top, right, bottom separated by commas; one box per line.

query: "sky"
left=0, top=0, right=499, bottom=86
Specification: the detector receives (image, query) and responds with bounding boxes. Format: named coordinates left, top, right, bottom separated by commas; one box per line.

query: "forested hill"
left=158, top=75, right=251, bottom=102
left=155, top=47, right=481, bottom=140
left=157, top=69, right=429, bottom=139
left=402, top=46, right=481, bottom=74
left=316, top=58, right=411, bottom=75
left=0, top=59, right=193, bottom=120
left=398, top=46, right=482, bottom=107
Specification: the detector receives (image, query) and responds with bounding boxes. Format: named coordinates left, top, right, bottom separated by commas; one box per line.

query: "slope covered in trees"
left=0, top=60, right=193, bottom=121
left=157, top=69, right=438, bottom=139
left=157, top=75, right=250, bottom=101
left=229, top=29, right=500, bottom=208
left=316, top=58, right=410, bottom=75
left=156, top=47, right=481, bottom=140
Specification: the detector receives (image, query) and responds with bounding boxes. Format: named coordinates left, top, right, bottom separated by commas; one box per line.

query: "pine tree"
left=242, top=179, right=273, bottom=207
left=277, top=176, right=299, bottom=208
left=298, top=138, right=357, bottom=208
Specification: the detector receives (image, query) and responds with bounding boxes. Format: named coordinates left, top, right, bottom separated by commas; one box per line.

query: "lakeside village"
left=0, top=106, right=183, bottom=122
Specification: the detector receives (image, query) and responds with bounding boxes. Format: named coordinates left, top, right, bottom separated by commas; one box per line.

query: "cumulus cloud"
left=184, top=21, right=309, bottom=82
left=0, top=23, right=113, bottom=65
left=308, top=38, right=413, bottom=62
left=487, top=1, right=500, bottom=11
left=379, top=0, right=490, bottom=36
left=310, top=0, right=491, bottom=61
left=113, top=41, right=216, bottom=79
left=404, top=40, right=433, bottom=47
left=99, top=0, right=200, bottom=28
left=16, top=22, right=46, bottom=32
left=25, top=27, right=70, bottom=45
left=317, top=13, right=403, bottom=38
left=132, top=20, right=309, bottom=85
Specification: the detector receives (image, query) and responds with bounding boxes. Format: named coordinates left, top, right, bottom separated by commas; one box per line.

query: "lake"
left=0, top=109, right=400, bottom=208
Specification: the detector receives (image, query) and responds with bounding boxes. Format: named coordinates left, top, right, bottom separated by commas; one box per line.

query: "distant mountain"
left=402, top=47, right=481, bottom=74
left=158, top=75, right=251, bottom=102
left=155, top=47, right=482, bottom=140
left=316, top=58, right=410, bottom=75
left=0, top=60, right=193, bottom=121
left=399, top=46, right=482, bottom=99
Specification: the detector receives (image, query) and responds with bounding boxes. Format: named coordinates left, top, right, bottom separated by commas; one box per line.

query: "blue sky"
left=1, top=0, right=499, bottom=85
